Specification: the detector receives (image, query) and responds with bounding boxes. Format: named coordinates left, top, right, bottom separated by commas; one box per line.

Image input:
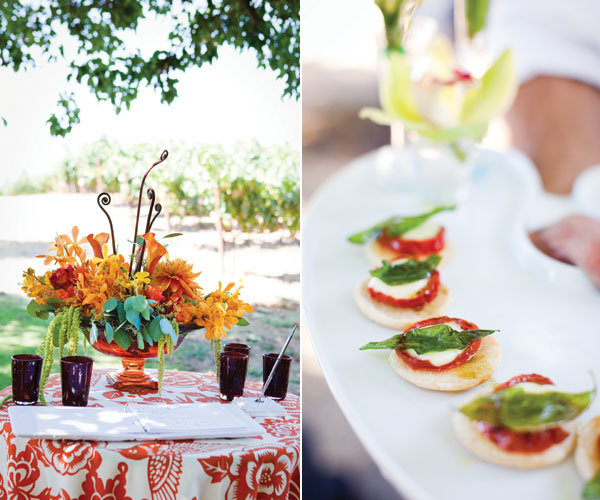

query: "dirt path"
left=0, top=192, right=300, bottom=394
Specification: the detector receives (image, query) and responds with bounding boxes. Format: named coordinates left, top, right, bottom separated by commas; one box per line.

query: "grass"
left=0, top=294, right=300, bottom=395
left=0, top=294, right=121, bottom=389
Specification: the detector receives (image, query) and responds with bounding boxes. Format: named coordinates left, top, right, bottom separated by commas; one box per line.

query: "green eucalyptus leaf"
left=141, top=307, right=151, bottom=321
left=360, top=324, right=496, bottom=354
left=117, top=302, right=126, bottom=323
left=113, top=329, right=132, bottom=350
left=131, top=295, right=147, bottom=313
left=126, top=308, right=139, bottom=326
left=583, top=470, right=600, bottom=499
left=460, top=386, right=595, bottom=431
left=89, top=322, right=98, bottom=344
left=104, top=322, right=114, bottom=344
left=236, top=317, right=249, bottom=326
left=136, top=331, right=145, bottom=350
left=159, top=318, right=177, bottom=344
left=103, top=297, right=118, bottom=312
left=124, top=296, right=136, bottom=311
left=348, top=206, right=454, bottom=244
left=149, top=317, right=164, bottom=342
left=370, top=255, right=441, bottom=285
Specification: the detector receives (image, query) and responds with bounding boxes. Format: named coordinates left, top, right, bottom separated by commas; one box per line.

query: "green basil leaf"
left=369, top=255, right=441, bottom=285
left=112, top=329, right=132, bottom=350
left=104, top=322, right=114, bottom=344
left=348, top=217, right=397, bottom=244
left=360, top=324, right=496, bottom=354
left=583, top=470, right=600, bottom=499
left=460, top=386, right=595, bottom=431
left=348, top=206, right=454, bottom=244
left=387, top=206, right=455, bottom=237
left=103, top=297, right=118, bottom=312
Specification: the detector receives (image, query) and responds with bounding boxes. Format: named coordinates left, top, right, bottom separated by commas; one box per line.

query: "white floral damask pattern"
left=0, top=370, right=299, bottom=500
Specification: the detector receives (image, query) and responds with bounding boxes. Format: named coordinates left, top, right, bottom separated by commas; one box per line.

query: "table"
left=0, top=369, right=300, bottom=500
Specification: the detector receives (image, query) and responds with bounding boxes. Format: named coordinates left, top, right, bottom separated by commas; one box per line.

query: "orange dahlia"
left=152, top=259, right=201, bottom=299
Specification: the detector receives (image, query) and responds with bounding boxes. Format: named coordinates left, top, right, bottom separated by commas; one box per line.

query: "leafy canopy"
left=0, top=0, right=300, bottom=136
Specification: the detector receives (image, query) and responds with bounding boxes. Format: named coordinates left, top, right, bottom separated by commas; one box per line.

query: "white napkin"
left=234, top=397, right=288, bottom=418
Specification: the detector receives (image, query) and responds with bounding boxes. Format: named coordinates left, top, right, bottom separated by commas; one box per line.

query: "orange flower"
left=145, top=285, right=164, bottom=303
left=142, top=233, right=167, bottom=275
left=86, top=233, right=110, bottom=258
left=153, top=259, right=201, bottom=299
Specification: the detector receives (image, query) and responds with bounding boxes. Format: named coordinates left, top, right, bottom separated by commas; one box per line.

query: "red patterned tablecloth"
left=0, top=369, right=300, bottom=500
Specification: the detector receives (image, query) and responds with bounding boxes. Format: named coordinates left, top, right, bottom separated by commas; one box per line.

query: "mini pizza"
left=360, top=316, right=501, bottom=391
left=453, top=373, right=595, bottom=469
left=347, top=206, right=453, bottom=267
left=353, top=255, right=449, bottom=329
left=575, top=416, right=600, bottom=498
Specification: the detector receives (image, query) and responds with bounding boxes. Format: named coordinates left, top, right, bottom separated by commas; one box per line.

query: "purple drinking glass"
left=219, top=351, right=248, bottom=401
left=263, top=353, right=292, bottom=401
left=223, top=343, right=251, bottom=356
left=60, top=356, right=94, bottom=407
left=11, top=354, right=43, bottom=405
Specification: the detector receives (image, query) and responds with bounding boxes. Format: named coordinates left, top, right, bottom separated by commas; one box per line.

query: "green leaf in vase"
left=465, top=0, right=490, bottom=38
left=348, top=206, right=454, bottom=244
left=459, top=385, right=595, bottom=432
left=104, top=322, right=114, bottom=344
left=360, top=324, right=496, bottom=354
left=370, top=255, right=441, bottom=285
left=583, top=470, right=600, bottom=499
left=113, top=329, right=132, bottom=351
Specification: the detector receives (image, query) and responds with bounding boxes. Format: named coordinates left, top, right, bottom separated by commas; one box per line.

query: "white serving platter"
left=302, top=146, right=600, bottom=500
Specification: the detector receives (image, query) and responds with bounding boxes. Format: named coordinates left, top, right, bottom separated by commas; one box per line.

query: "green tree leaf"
left=1, top=1, right=300, bottom=136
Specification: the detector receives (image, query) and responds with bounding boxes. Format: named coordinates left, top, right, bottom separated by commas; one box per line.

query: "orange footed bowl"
left=83, top=324, right=200, bottom=392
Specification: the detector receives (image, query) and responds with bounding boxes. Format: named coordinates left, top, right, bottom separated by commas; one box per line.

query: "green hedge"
left=56, top=138, right=299, bottom=234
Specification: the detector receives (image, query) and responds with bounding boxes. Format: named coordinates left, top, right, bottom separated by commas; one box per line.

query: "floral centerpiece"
left=21, top=150, right=252, bottom=401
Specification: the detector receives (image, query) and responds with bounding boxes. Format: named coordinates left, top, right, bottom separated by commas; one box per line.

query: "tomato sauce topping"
left=368, top=270, right=440, bottom=309
left=377, top=227, right=444, bottom=257
left=494, top=373, right=554, bottom=392
left=395, top=316, right=481, bottom=372
left=478, top=422, right=569, bottom=453
left=479, top=374, right=568, bottom=453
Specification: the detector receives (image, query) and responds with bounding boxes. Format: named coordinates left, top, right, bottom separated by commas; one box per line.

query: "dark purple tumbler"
left=219, top=351, right=248, bottom=401
left=263, top=353, right=292, bottom=400
left=11, top=354, right=43, bottom=405
left=223, top=343, right=251, bottom=356
left=60, top=356, right=94, bottom=407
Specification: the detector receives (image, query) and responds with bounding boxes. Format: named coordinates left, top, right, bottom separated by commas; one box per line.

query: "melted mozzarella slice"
left=512, top=383, right=557, bottom=394
left=368, top=257, right=429, bottom=299
left=367, top=276, right=429, bottom=299
left=405, top=347, right=464, bottom=366
left=404, top=321, right=466, bottom=366
left=401, top=221, right=441, bottom=241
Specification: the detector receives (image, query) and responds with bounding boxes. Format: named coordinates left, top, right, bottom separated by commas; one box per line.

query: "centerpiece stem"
left=128, top=150, right=168, bottom=278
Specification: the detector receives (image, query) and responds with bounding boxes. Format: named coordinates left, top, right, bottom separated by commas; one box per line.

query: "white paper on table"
left=8, top=403, right=266, bottom=441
